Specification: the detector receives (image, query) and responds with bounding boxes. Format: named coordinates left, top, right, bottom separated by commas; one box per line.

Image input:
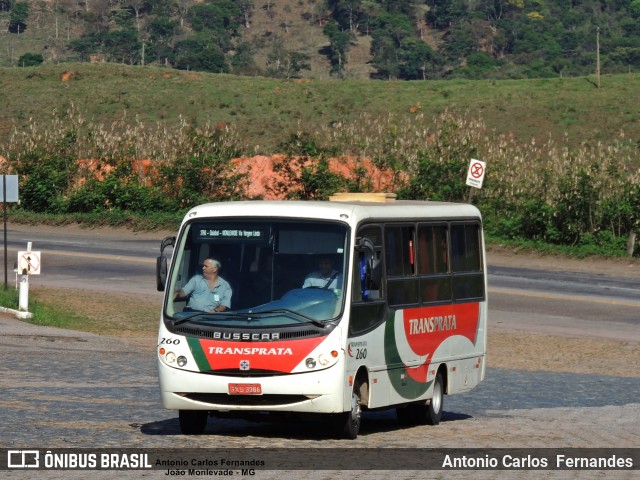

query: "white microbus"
left=156, top=194, right=487, bottom=438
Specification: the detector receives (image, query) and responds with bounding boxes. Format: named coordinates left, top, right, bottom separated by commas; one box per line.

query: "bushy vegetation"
left=4, top=106, right=248, bottom=218
left=1, top=105, right=638, bottom=256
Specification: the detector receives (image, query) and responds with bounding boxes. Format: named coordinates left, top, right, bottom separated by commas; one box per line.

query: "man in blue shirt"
left=174, top=258, right=232, bottom=312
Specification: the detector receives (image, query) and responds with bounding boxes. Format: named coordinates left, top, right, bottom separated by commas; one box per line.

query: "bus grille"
left=175, top=327, right=319, bottom=341
left=181, top=393, right=309, bottom=407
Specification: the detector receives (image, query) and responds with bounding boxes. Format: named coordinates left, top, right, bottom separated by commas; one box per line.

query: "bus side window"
left=418, top=224, right=452, bottom=303
left=356, top=250, right=381, bottom=301
left=353, top=226, right=383, bottom=302
left=450, top=223, right=484, bottom=301
left=385, top=225, right=418, bottom=307
left=350, top=226, right=386, bottom=337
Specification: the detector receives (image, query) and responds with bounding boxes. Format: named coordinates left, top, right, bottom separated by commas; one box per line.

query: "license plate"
left=228, top=383, right=262, bottom=395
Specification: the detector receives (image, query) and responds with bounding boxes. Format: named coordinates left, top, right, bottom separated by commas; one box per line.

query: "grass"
left=0, top=285, right=159, bottom=336
left=485, top=234, right=633, bottom=260
left=1, top=63, right=640, bottom=154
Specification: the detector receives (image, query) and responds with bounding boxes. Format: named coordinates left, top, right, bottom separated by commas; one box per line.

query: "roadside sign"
left=17, top=251, right=41, bottom=275
left=0, top=175, right=19, bottom=202
left=466, top=159, right=486, bottom=189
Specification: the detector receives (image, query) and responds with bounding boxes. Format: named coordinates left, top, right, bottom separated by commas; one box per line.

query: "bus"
left=156, top=193, right=487, bottom=439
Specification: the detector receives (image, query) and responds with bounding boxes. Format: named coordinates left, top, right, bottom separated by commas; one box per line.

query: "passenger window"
left=417, top=224, right=451, bottom=304
left=451, top=224, right=481, bottom=273
left=418, top=225, right=448, bottom=274
left=450, top=223, right=484, bottom=301
left=385, top=226, right=415, bottom=276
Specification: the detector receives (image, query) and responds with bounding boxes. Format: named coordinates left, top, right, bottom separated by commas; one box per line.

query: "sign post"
left=1, top=175, right=19, bottom=290
left=465, top=159, right=486, bottom=203
left=17, top=242, right=40, bottom=313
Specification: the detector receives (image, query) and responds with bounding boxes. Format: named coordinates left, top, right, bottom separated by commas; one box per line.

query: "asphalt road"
left=4, top=223, right=639, bottom=302
left=1, top=224, right=639, bottom=478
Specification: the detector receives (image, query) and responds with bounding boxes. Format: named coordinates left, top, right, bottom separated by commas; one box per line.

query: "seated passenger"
left=174, top=258, right=232, bottom=312
left=302, top=256, right=343, bottom=291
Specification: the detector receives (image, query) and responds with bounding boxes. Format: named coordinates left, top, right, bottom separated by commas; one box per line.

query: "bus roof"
left=183, top=199, right=482, bottom=226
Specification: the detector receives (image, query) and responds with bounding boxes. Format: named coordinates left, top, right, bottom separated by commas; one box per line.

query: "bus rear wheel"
left=179, top=410, right=208, bottom=435
left=396, top=372, right=444, bottom=426
left=424, top=372, right=444, bottom=425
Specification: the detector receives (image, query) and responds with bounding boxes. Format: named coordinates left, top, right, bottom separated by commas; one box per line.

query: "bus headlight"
left=305, top=358, right=317, bottom=369
left=165, top=352, right=176, bottom=364
left=177, top=356, right=188, bottom=367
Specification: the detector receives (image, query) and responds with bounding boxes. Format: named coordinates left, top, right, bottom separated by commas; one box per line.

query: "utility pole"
left=596, top=27, right=601, bottom=89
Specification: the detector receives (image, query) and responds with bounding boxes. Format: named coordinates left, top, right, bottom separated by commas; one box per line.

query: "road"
left=1, top=224, right=639, bottom=478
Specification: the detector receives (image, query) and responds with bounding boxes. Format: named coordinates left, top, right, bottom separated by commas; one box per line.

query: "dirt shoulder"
left=486, top=244, right=640, bottom=278
left=486, top=246, right=640, bottom=378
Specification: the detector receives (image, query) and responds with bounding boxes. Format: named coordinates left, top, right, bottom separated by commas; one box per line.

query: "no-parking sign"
left=17, top=251, right=41, bottom=275
left=466, top=158, right=486, bottom=189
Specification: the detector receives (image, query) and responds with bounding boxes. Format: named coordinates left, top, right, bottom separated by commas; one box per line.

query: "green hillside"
left=2, top=0, right=639, bottom=81
left=1, top=63, right=639, bottom=154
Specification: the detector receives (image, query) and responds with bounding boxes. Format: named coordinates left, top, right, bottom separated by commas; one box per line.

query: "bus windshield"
left=165, top=219, right=348, bottom=327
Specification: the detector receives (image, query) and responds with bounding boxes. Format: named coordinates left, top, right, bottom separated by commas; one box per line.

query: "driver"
left=174, top=258, right=232, bottom=312
left=302, top=256, right=342, bottom=290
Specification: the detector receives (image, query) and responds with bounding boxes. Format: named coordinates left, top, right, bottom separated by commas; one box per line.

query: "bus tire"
left=179, top=410, right=208, bottom=435
left=424, top=372, right=444, bottom=425
left=335, top=381, right=362, bottom=439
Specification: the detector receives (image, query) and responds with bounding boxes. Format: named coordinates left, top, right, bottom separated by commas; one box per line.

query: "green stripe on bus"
left=187, top=337, right=211, bottom=372
left=384, top=313, right=430, bottom=399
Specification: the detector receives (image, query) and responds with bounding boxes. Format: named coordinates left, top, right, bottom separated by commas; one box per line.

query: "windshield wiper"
left=251, top=308, right=326, bottom=328
left=172, top=311, right=253, bottom=326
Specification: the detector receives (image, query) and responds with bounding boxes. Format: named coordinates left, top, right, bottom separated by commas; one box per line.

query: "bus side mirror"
left=156, top=236, right=175, bottom=292
left=356, top=237, right=381, bottom=290
left=356, top=237, right=375, bottom=255
left=157, top=256, right=168, bottom=291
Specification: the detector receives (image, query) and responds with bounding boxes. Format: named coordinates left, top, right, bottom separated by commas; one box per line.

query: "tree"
left=323, top=20, right=353, bottom=76
left=327, top=0, right=364, bottom=32
left=371, top=31, right=399, bottom=79
left=68, top=34, right=102, bottom=61
left=0, top=0, right=12, bottom=13
left=426, top=0, right=468, bottom=30
left=125, top=0, right=152, bottom=32
left=9, top=1, right=28, bottom=33
left=103, top=29, right=141, bottom=63
left=369, top=11, right=414, bottom=78
left=18, top=52, right=44, bottom=66
left=398, top=38, right=443, bottom=79
left=266, top=44, right=310, bottom=79
left=147, top=17, right=179, bottom=43
left=175, top=44, right=229, bottom=73
left=187, top=2, right=241, bottom=34
left=230, top=41, right=260, bottom=75
left=236, top=0, right=254, bottom=28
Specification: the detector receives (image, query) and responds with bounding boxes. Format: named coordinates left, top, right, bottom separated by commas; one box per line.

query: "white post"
left=19, top=274, right=29, bottom=311
left=19, top=241, right=33, bottom=312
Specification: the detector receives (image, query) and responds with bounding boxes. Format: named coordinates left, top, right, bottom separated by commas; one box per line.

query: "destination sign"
left=194, top=226, right=269, bottom=243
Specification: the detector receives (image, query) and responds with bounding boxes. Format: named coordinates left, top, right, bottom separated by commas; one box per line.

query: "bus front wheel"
left=334, top=381, right=362, bottom=439
left=179, top=410, right=208, bottom=435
